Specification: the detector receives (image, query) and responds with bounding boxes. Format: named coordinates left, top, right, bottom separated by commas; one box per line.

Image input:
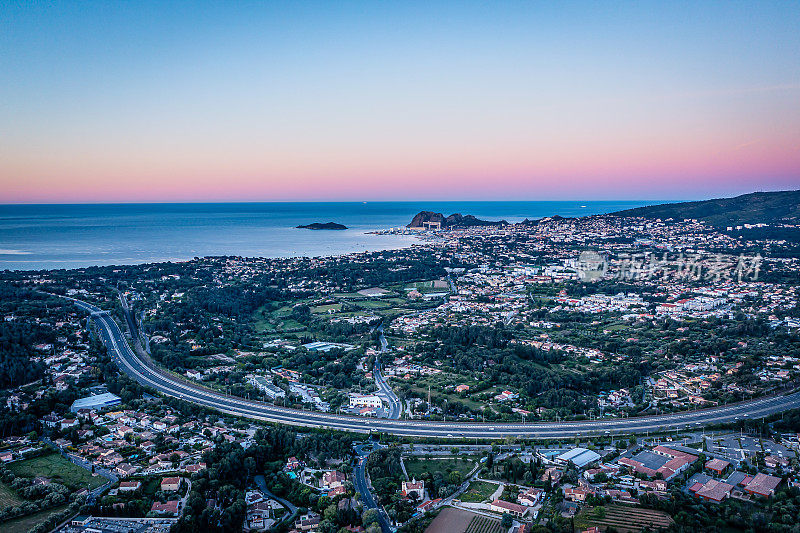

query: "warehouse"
left=70, top=392, right=122, bottom=412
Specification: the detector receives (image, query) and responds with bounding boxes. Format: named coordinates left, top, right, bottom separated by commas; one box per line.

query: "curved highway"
left=73, top=298, right=800, bottom=439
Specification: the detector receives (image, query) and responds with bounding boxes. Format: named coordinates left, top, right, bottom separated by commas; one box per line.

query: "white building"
left=349, top=394, right=383, bottom=409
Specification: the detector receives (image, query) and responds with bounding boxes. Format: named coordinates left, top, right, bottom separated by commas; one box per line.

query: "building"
left=694, top=479, right=734, bottom=503
left=303, top=341, right=355, bottom=352
left=541, top=467, right=563, bottom=485
left=618, top=446, right=697, bottom=482
left=348, top=393, right=383, bottom=409
left=161, top=477, right=182, bottom=492
left=322, top=471, right=346, bottom=489
left=150, top=500, right=180, bottom=515
left=490, top=499, right=528, bottom=518
left=705, top=458, right=730, bottom=476
left=248, top=376, right=286, bottom=400
left=402, top=479, right=425, bottom=499
left=327, top=485, right=346, bottom=498
left=518, top=487, right=544, bottom=507
left=119, top=480, right=141, bottom=492
left=564, top=487, right=589, bottom=502
left=744, top=473, right=782, bottom=498
left=556, top=448, right=601, bottom=469
left=69, top=392, right=121, bottom=412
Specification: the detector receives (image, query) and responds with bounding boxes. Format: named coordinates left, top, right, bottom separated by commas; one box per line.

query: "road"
left=374, top=326, right=402, bottom=419
left=71, top=298, right=800, bottom=439
left=353, top=444, right=393, bottom=533
left=253, top=474, right=299, bottom=527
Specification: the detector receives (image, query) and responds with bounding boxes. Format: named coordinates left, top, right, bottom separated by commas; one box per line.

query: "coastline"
left=0, top=200, right=654, bottom=271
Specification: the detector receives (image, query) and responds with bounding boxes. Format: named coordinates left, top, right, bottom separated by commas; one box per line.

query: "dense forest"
left=0, top=285, right=67, bottom=389
left=412, top=323, right=648, bottom=416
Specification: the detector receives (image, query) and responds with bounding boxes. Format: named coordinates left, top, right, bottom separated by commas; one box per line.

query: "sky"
left=1, top=1, right=799, bottom=203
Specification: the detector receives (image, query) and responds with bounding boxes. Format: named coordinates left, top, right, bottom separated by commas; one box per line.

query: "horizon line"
left=0, top=197, right=724, bottom=207
left=2, top=188, right=795, bottom=206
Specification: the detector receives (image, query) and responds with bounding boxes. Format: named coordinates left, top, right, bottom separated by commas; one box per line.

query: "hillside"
left=612, top=190, right=800, bottom=228
left=408, top=211, right=506, bottom=228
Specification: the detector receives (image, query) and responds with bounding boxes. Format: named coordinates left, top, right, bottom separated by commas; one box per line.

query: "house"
left=694, top=479, right=734, bottom=503
left=119, top=480, right=141, bottom=492
left=185, top=463, right=206, bottom=474
left=401, top=479, right=425, bottom=499
left=744, top=473, right=782, bottom=498
left=638, top=479, right=667, bottom=493
left=59, top=418, right=79, bottom=430
left=0, top=451, right=13, bottom=463
left=518, top=487, right=543, bottom=507
left=115, top=463, right=139, bottom=477
left=322, top=470, right=346, bottom=489
left=764, top=455, right=790, bottom=469
left=327, top=485, right=346, bottom=498
left=150, top=500, right=180, bottom=515
left=490, top=499, right=528, bottom=517
left=705, top=458, right=730, bottom=476
left=494, top=390, right=519, bottom=402
left=416, top=498, right=440, bottom=513
left=564, top=487, right=589, bottom=502
left=295, top=513, right=321, bottom=532
left=71, top=516, right=92, bottom=526
left=541, top=467, right=563, bottom=485
left=161, top=477, right=182, bottom=492
left=286, top=457, right=303, bottom=471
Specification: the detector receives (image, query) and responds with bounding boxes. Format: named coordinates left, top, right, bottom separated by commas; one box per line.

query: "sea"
left=0, top=201, right=659, bottom=271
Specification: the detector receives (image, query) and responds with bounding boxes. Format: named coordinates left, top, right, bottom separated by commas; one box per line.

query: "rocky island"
left=408, top=211, right=507, bottom=229
left=296, top=222, right=348, bottom=230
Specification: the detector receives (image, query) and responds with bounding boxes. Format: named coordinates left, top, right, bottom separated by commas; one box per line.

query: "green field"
left=464, top=514, right=503, bottom=533
left=405, top=280, right=450, bottom=293
left=405, top=456, right=478, bottom=480
left=575, top=505, right=674, bottom=533
left=0, top=504, right=69, bottom=533
left=253, top=304, right=309, bottom=333
left=9, top=453, right=105, bottom=490
left=402, top=379, right=485, bottom=411
left=0, top=481, right=23, bottom=507
left=311, top=303, right=342, bottom=314
left=459, top=480, right=499, bottom=503
left=354, top=300, right=391, bottom=310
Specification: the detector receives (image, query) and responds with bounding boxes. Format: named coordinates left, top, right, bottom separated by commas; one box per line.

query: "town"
left=1, top=210, right=799, bottom=533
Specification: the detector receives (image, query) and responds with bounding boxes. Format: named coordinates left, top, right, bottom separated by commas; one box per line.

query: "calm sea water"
left=0, top=201, right=658, bottom=271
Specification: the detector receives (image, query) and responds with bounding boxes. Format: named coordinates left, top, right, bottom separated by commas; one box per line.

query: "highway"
left=72, top=298, right=800, bottom=439
left=374, top=326, right=402, bottom=419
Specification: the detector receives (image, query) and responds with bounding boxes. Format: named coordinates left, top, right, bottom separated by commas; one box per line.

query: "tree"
left=362, top=509, right=380, bottom=529
left=501, top=513, right=513, bottom=528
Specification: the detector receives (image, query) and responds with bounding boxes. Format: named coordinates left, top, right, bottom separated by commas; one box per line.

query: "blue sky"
left=1, top=1, right=798, bottom=202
